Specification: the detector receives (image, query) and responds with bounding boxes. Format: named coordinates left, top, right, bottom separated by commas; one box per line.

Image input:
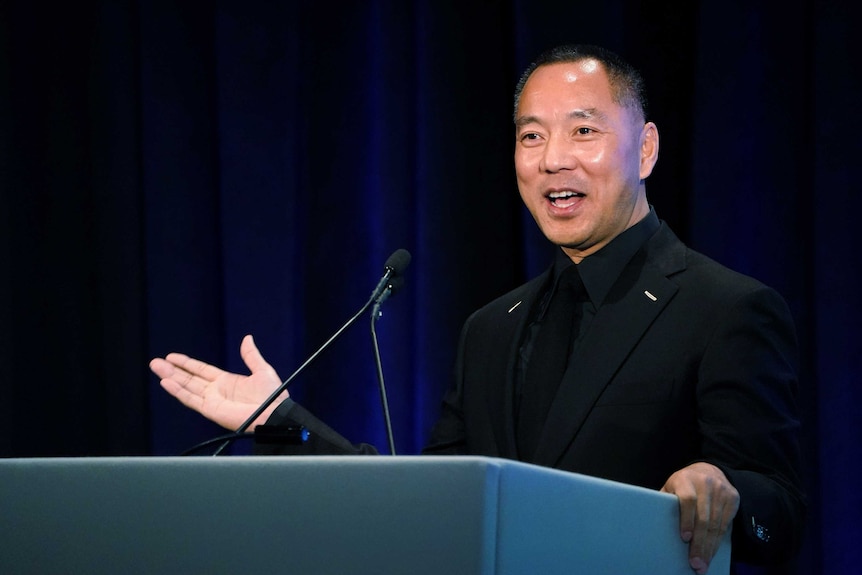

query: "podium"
left=0, top=456, right=730, bottom=574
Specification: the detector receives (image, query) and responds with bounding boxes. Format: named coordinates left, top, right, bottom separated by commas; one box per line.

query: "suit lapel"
left=482, top=272, right=550, bottom=460
left=532, top=231, right=684, bottom=468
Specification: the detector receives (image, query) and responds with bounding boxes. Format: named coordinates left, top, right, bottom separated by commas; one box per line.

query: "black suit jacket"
left=262, top=222, right=806, bottom=565
left=423, top=222, right=805, bottom=564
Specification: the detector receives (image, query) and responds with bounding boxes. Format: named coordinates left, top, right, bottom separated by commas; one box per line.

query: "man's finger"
left=687, top=470, right=740, bottom=574
left=661, top=475, right=696, bottom=542
left=159, top=377, right=204, bottom=413
left=240, top=334, right=280, bottom=381
left=164, top=352, right=224, bottom=382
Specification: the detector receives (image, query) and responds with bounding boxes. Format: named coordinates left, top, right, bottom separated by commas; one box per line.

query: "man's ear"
left=639, top=122, right=659, bottom=180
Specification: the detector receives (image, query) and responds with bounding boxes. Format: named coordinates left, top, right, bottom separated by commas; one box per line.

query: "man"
left=151, top=44, right=805, bottom=574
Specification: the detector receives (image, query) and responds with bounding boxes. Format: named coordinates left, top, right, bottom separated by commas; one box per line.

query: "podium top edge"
left=0, top=455, right=672, bottom=500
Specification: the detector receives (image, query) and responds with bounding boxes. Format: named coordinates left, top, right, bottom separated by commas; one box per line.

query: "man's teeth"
left=549, top=191, right=584, bottom=203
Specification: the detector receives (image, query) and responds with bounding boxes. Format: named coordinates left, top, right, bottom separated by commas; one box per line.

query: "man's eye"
left=521, top=132, right=540, bottom=141
left=576, top=127, right=594, bottom=135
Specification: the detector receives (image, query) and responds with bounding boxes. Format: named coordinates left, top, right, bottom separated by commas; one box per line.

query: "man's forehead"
left=559, top=58, right=601, bottom=81
left=518, top=62, right=612, bottom=113
left=528, top=59, right=606, bottom=86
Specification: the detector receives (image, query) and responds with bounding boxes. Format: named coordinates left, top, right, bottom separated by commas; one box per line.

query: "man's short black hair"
left=513, top=44, right=649, bottom=123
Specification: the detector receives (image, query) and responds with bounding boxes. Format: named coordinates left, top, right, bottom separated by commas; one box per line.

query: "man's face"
left=514, top=60, right=658, bottom=261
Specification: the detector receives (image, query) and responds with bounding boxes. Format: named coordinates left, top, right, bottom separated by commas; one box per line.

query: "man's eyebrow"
left=514, top=115, right=540, bottom=128
left=569, top=108, right=608, bottom=121
left=515, top=108, right=609, bottom=128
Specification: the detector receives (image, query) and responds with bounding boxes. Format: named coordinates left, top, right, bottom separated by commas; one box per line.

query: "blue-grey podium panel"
left=495, top=461, right=731, bottom=574
left=0, top=456, right=729, bottom=575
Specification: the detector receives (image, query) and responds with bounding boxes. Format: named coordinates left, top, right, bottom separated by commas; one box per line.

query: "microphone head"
left=384, top=249, right=412, bottom=276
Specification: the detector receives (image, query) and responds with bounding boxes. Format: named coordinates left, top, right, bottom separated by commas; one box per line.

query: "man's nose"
left=539, top=134, right=577, bottom=173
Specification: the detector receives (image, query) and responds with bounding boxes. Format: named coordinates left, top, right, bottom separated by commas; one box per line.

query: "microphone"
left=370, top=249, right=411, bottom=303
left=206, top=249, right=412, bottom=456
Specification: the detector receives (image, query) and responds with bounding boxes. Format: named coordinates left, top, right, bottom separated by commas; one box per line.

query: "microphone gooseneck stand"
left=202, top=249, right=411, bottom=457
left=371, top=282, right=399, bottom=456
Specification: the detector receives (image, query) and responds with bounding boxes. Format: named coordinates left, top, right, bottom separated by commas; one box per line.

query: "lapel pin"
left=508, top=301, right=523, bottom=313
left=644, top=290, right=658, bottom=302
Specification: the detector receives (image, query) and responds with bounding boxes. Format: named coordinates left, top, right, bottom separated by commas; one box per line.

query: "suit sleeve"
left=697, top=285, right=807, bottom=564
left=421, top=314, right=473, bottom=455
left=252, top=398, right=379, bottom=456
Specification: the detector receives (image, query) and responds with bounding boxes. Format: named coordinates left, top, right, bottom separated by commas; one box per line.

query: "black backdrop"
left=1, top=1, right=859, bottom=573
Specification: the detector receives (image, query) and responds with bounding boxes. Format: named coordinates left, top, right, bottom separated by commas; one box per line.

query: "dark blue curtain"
left=1, top=1, right=858, bottom=573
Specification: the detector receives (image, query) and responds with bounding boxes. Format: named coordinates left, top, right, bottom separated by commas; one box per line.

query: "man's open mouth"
left=548, top=190, right=585, bottom=205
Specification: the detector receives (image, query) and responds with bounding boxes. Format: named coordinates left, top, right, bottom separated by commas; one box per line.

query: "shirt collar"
left=552, top=206, right=660, bottom=307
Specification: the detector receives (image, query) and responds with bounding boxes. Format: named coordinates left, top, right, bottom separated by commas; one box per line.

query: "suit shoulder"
left=680, top=247, right=776, bottom=296
left=647, top=224, right=791, bottom=311
left=651, top=225, right=776, bottom=293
